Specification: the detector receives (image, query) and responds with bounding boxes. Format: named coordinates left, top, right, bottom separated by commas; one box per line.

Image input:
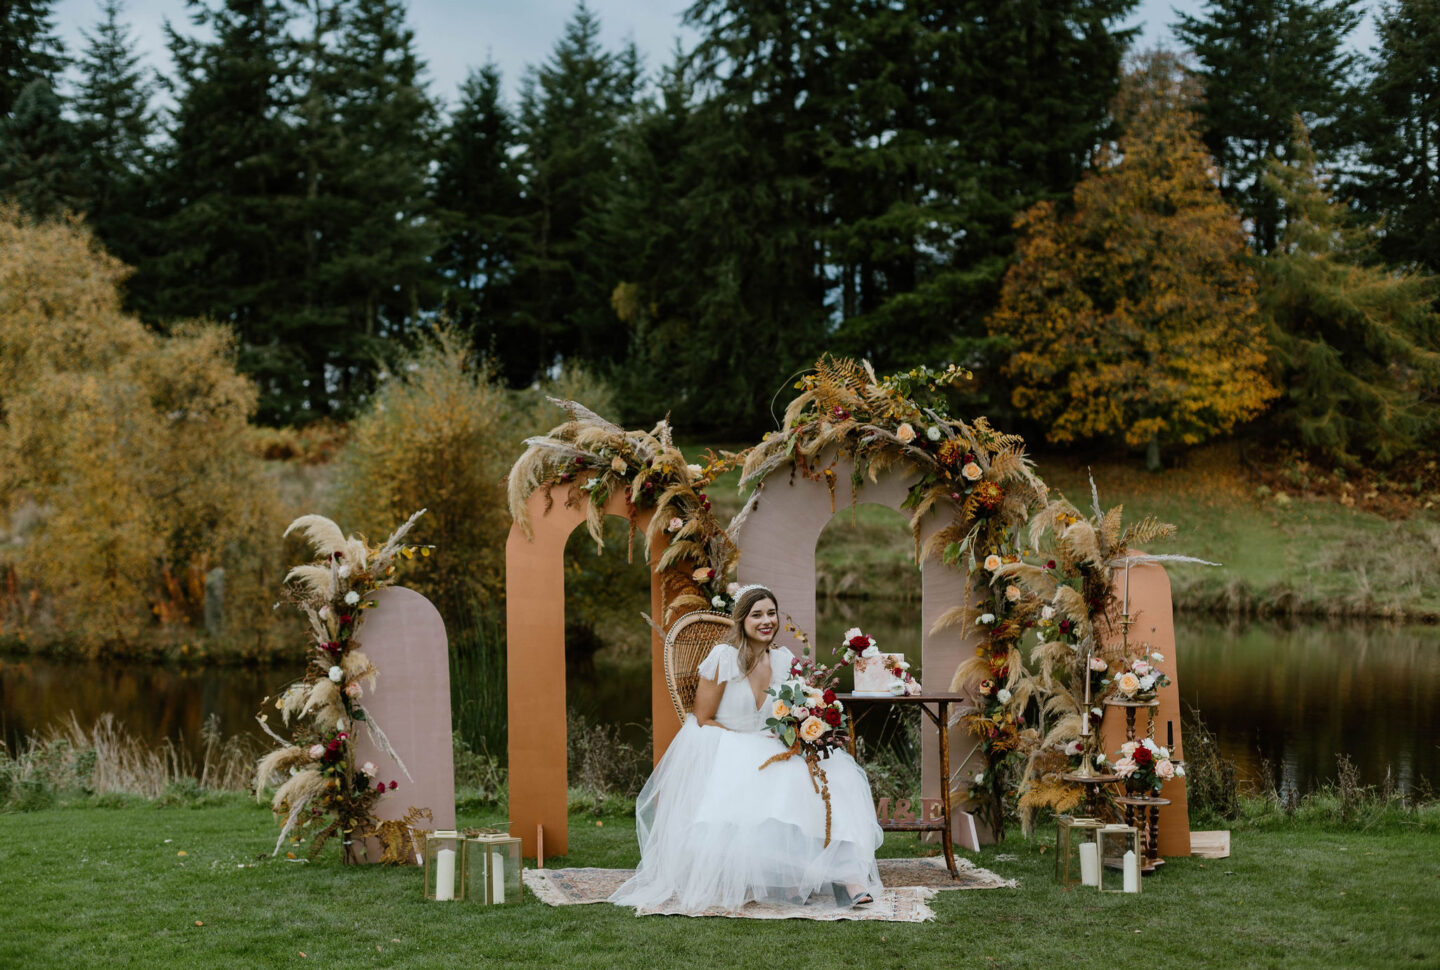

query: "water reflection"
left=1175, top=616, right=1440, bottom=794
left=4, top=613, right=1438, bottom=795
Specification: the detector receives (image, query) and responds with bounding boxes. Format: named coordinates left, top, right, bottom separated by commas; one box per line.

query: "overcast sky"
left=49, top=0, right=1378, bottom=110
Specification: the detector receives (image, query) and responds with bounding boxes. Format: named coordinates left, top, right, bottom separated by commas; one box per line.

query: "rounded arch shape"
left=505, top=486, right=669, bottom=858
left=730, top=453, right=989, bottom=847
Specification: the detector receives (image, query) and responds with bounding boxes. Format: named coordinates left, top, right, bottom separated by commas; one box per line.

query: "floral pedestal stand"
left=1105, top=697, right=1160, bottom=743
left=1061, top=769, right=1120, bottom=819
left=1114, top=794, right=1170, bottom=873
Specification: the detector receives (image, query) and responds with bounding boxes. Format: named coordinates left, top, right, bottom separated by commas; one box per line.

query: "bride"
left=609, top=584, right=884, bottom=915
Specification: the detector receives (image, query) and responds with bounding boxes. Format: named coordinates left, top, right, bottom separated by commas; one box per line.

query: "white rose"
left=844, top=627, right=864, bottom=642
left=319, top=605, right=333, bottom=621
left=308, top=744, right=324, bottom=760
left=888, top=681, right=907, bottom=696
left=361, top=761, right=378, bottom=778
left=1155, top=759, right=1176, bottom=780
left=727, top=582, right=740, bottom=596
left=711, top=595, right=725, bottom=608
left=1175, top=764, right=1186, bottom=777
left=328, top=665, right=344, bottom=683
left=1159, top=747, right=1170, bottom=760
left=1091, top=707, right=1102, bottom=716
left=1041, top=606, right=1055, bottom=621
left=1114, top=757, right=1137, bottom=778
left=1151, top=651, right=1165, bottom=662
left=904, top=681, right=922, bottom=695
left=979, top=613, right=995, bottom=625
left=1139, top=674, right=1156, bottom=690
left=1133, top=661, right=1151, bottom=676
left=984, top=554, right=1003, bottom=571
left=686, top=463, right=704, bottom=477
left=1120, top=741, right=1138, bottom=757
left=832, top=700, right=844, bottom=712
left=338, top=564, right=352, bottom=578
left=344, top=590, right=360, bottom=606
left=974, top=772, right=986, bottom=785
left=927, top=425, right=942, bottom=441
left=997, top=688, right=1012, bottom=703
left=1089, top=657, right=1107, bottom=672
left=861, top=645, right=881, bottom=659
left=336, top=717, right=347, bottom=732
left=1142, top=738, right=1160, bottom=753
left=1095, top=753, right=1107, bottom=764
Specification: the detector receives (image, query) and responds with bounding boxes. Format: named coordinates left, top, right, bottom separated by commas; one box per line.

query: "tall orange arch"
left=505, top=486, right=670, bottom=858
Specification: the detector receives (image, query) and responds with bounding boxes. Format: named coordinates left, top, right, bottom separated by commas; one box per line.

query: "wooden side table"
left=837, top=692, right=966, bottom=878
left=1115, top=794, right=1170, bottom=871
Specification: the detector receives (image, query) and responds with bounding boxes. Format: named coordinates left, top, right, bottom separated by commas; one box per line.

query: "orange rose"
left=772, top=700, right=790, bottom=719
left=799, top=716, right=828, bottom=742
left=1117, top=672, right=1141, bottom=694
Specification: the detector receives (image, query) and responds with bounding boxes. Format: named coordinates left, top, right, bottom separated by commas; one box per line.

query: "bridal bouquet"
left=1112, top=737, right=1185, bottom=795
left=758, top=623, right=855, bottom=844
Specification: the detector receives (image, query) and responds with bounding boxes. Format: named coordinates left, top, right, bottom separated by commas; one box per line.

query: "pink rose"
left=343, top=682, right=362, bottom=699
left=308, top=744, right=325, bottom=760
left=1156, top=759, right=1176, bottom=780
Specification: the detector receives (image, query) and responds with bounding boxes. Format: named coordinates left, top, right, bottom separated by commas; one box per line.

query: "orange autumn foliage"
left=990, top=53, right=1277, bottom=457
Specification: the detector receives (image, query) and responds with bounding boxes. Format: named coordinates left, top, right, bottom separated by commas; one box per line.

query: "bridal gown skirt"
left=609, top=716, right=884, bottom=915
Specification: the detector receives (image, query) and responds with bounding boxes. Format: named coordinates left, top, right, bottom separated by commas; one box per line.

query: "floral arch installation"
left=505, top=361, right=1198, bottom=858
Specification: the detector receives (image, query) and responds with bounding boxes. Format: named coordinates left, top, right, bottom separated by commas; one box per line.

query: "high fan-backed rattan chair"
left=663, top=610, right=735, bottom=722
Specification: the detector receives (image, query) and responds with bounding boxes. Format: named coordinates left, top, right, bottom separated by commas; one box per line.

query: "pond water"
left=4, top=611, right=1437, bottom=795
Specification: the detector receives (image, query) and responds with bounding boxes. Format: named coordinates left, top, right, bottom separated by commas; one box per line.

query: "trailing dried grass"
left=2, top=712, right=260, bottom=800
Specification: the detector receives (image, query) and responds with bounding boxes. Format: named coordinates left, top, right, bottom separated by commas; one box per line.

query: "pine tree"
left=1174, top=0, right=1364, bottom=253
left=830, top=0, right=1138, bottom=377
left=989, top=53, right=1277, bottom=469
left=1352, top=0, right=1440, bottom=277
left=1259, top=121, right=1440, bottom=466
left=510, top=1, right=640, bottom=383
left=314, top=0, right=442, bottom=403
left=73, top=0, right=156, bottom=266
left=0, top=0, right=66, bottom=117
left=432, top=63, right=525, bottom=368
left=139, top=0, right=308, bottom=422
left=0, top=79, right=85, bottom=219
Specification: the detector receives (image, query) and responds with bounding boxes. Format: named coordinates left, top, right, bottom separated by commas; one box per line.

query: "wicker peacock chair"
left=662, top=610, right=735, bottom=722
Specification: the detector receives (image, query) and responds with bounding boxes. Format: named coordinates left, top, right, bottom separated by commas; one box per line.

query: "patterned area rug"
left=522, top=857, right=1016, bottom=923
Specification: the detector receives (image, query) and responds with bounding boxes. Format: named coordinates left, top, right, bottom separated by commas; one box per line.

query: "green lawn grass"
left=5, top=797, right=1437, bottom=969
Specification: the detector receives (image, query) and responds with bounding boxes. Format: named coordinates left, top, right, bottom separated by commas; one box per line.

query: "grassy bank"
left=741, top=444, right=1440, bottom=621
left=2, top=796, right=1437, bottom=969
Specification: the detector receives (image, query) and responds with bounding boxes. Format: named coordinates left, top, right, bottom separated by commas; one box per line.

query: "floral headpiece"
left=729, top=584, right=773, bottom=612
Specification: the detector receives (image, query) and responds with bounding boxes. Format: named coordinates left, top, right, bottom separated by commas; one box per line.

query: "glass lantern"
left=422, top=830, right=466, bottom=901
left=463, top=831, right=523, bottom=905
left=1055, top=816, right=1106, bottom=889
left=1098, top=823, right=1143, bottom=894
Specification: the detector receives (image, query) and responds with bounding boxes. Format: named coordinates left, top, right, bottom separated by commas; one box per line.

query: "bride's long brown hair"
left=730, top=586, right=779, bottom=675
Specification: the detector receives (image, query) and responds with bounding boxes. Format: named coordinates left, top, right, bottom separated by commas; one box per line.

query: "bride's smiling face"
left=744, top=598, right=779, bottom=644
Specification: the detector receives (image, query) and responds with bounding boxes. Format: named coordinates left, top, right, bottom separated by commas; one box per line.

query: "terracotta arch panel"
left=505, top=488, right=664, bottom=858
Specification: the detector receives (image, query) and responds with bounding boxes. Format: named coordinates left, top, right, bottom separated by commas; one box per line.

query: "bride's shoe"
left=831, top=883, right=874, bottom=907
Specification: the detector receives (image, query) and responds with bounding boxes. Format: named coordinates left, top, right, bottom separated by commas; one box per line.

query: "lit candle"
left=1079, top=842, right=1099, bottom=887
left=490, top=848, right=505, bottom=904
left=435, top=847, right=456, bottom=901
left=1123, top=849, right=1139, bottom=893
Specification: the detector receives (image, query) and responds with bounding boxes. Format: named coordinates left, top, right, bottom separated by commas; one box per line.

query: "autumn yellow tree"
left=989, top=53, right=1277, bottom=469
left=0, top=207, right=283, bottom=654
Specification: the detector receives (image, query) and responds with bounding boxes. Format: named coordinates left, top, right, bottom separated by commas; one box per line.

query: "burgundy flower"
left=332, top=551, right=344, bottom=561
left=847, top=635, right=870, bottom=649
left=1133, top=746, right=1154, bottom=766
left=388, top=780, right=398, bottom=790
left=1058, top=619, right=1073, bottom=634
left=822, top=689, right=836, bottom=705
left=1046, top=560, right=1057, bottom=570
left=376, top=781, right=386, bottom=793
left=824, top=708, right=842, bottom=726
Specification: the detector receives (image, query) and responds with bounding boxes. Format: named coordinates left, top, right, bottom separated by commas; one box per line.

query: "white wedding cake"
left=853, top=652, right=908, bottom=695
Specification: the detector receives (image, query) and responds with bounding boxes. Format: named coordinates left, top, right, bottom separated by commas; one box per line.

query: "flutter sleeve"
left=695, top=642, right=741, bottom=683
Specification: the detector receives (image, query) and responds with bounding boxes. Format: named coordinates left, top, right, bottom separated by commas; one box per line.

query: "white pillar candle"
left=1079, top=842, right=1099, bottom=887
left=1081, top=710, right=1090, bottom=737
left=1123, top=849, right=1139, bottom=893
left=435, top=847, right=456, bottom=901
left=490, top=848, right=505, bottom=904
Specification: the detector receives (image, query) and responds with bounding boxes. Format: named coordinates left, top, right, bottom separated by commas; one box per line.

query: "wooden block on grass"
left=1190, top=830, right=1230, bottom=859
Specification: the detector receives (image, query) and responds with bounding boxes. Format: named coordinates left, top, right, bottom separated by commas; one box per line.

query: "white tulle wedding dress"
left=608, top=642, right=883, bottom=915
